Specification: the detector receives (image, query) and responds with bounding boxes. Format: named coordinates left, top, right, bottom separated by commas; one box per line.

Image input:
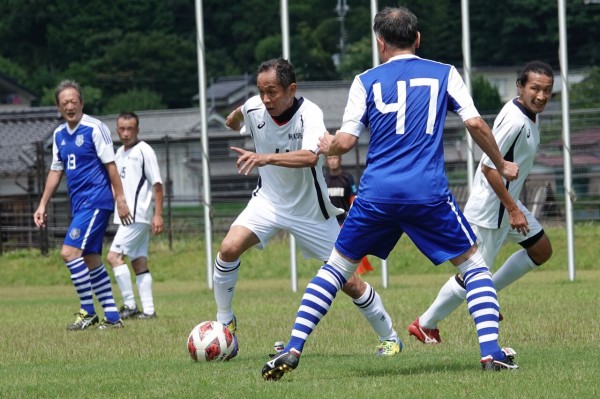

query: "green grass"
left=1, top=224, right=599, bottom=398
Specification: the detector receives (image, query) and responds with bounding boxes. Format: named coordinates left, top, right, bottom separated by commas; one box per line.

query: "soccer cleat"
left=67, top=309, right=99, bottom=331
left=262, top=351, right=300, bottom=381
left=376, top=337, right=403, bottom=356
left=481, top=347, right=518, bottom=371
left=97, top=318, right=125, bottom=330
left=408, top=318, right=442, bottom=344
left=225, top=315, right=237, bottom=335
left=137, top=312, right=157, bottom=320
left=119, top=304, right=140, bottom=320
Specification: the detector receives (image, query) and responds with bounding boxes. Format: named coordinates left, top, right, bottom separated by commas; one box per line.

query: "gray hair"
left=54, top=79, right=83, bottom=104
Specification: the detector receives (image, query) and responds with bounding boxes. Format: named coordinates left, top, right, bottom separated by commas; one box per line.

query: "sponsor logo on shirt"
left=60, top=139, right=66, bottom=146
left=288, top=132, right=303, bottom=140
left=258, top=121, right=265, bottom=129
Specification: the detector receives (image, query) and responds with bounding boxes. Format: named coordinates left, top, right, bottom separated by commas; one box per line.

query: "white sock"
left=493, top=249, right=537, bottom=291
left=137, top=271, right=154, bottom=315
left=113, top=264, right=135, bottom=308
left=213, top=254, right=240, bottom=325
left=353, top=283, right=398, bottom=341
left=419, top=275, right=465, bottom=329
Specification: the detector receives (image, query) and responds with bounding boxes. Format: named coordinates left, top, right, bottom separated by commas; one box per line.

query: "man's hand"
left=508, top=207, right=530, bottom=236
left=499, top=160, right=519, bottom=182
left=231, top=146, right=266, bottom=175
left=33, top=205, right=47, bottom=228
left=152, top=215, right=164, bottom=235
left=318, top=132, right=333, bottom=155
left=116, top=196, right=132, bottom=225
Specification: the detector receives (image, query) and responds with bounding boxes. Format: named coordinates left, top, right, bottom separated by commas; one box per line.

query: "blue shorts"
left=63, top=208, right=112, bottom=256
left=335, top=195, right=476, bottom=266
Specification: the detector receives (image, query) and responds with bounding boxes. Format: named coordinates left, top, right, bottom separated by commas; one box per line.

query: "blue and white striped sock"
left=66, top=257, right=95, bottom=315
left=463, top=266, right=504, bottom=360
left=89, top=264, right=120, bottom=322
left=285, top=264, right=347, bottom=354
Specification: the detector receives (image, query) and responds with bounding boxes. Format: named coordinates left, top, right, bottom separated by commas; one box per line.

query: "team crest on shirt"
left=69, top=228, right=81, bottom=239
left=75, top=135, right=84, bottom=147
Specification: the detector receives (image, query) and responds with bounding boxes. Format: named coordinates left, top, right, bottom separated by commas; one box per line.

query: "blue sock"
left=66, top=257, right=95, bottom=315
left=89, top=264, right=120, bottom=322
left=285, top=264, right=347, bottom=354
left=463, top=266, right=504, bottom=359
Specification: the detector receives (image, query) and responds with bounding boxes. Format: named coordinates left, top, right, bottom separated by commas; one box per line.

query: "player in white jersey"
left=107, top=112, right=164, bottom=320
left=410, top=61, right=554, bottom=344
left=33, top=80, right=131, bottom=330
left=263, top=7, right=520, bottom=380
left=213, top=58, right=400, bottom=359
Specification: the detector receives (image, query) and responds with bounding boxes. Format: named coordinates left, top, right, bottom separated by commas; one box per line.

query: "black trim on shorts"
left=518, top=228, right=545, bottom=249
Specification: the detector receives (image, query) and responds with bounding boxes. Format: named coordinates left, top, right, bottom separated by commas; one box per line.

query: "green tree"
left=570, top=67, right=600, bottom=110
left=103, top=89, right=166, bottom=115
left=0, top=56, right=27, bottom=83
left=472, top=75, right=503, bottom=114
left=338, top=36, right=372, bottom=80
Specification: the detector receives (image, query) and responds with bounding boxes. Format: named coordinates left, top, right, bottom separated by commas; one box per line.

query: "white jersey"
left=113, top=141, right=163, bottom=225
left=241, top=95, right=342, bottom=222
left=464, top=98, right=539, bottom=229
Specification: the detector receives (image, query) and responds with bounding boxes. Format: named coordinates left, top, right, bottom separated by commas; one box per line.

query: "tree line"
left=0, top=0, right=598, bottom=115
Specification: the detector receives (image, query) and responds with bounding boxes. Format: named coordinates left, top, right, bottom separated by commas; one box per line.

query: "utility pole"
left=334, top=0, right=349, bottom=66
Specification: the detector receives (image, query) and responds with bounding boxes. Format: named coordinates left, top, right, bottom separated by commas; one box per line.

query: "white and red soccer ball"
left=187, top=321, right=238, bottom=362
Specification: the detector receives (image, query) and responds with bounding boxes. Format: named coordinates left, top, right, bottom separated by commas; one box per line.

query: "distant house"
left=0, top=73, right=37, bottom=109
left=0, top=107, right=62, bottom=250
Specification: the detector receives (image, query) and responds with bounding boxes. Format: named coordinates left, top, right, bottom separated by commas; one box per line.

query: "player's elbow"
left=464, top=116, right=489, bottom=137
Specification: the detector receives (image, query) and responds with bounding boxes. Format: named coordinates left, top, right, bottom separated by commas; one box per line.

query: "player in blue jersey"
left=33, top=80, right=131, bottom=330
left=263, top=6, right=520, bottom=380
left=409, top=61, right=554, bottom=344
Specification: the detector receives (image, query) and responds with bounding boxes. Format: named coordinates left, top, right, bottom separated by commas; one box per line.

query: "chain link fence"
left=1, top=107, right=598, bottom=254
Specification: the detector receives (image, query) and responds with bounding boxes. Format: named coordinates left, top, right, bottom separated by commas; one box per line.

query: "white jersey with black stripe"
left=464, top=98, right=539, bottom=229
left=113, top=141, right=163, bottom=225
left=241, top=95, right=342, bottom=223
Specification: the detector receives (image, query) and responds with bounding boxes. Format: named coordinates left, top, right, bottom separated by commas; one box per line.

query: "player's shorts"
left=469, top=201, right=544, bottom=269
left=109, top=223, right=151, bottom=260
left=335, top=195, right=477, bottom=265
left=232, top=195, right=340, bottom=261
left=63, top=208, right=112, bottom=256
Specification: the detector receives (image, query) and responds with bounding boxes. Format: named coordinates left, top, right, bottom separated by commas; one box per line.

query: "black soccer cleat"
left=481, top=347, right=518, bottom=371
left=262, top=351, right=300, bottom=381
left=118, top=304, right=140, bottom=320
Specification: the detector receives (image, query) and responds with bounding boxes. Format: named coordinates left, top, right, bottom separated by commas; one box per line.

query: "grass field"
left=1, top=224, right=599, bottom=398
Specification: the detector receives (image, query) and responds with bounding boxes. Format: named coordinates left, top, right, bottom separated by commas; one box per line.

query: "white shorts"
left=470, top=201, right=543, bottom=269
left=232, top=195, right=340, bottom=261
left=109, top=223, right=151, bottom=260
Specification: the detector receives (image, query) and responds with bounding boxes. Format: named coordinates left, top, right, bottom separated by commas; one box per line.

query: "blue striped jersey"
left=51, top=114, right=115, bottom=214
left=340, top=54, right=480, bottom=204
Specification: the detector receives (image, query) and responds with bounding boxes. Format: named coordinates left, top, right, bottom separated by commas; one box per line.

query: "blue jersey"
left=51, top=114, right=115, bottom=214
left=340, top=55, right=480, bottom=204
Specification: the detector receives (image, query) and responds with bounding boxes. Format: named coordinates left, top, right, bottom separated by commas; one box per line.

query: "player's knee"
left=528, top=234, right=553, bottom=265
left=218, top=240, right=243, bottom=262
left=106, top=251, right=123, bottom=267
left=341, top=274, right=365, bottom=299
left=60, top=245, right=80, bottom=262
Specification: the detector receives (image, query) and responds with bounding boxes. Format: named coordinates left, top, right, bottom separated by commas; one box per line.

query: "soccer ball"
left=187, top=321, right=238, bottom=362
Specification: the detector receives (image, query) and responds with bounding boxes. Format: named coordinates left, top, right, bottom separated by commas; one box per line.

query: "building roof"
left=99, top=108, right=234, bottom=143
left=0, top=107, right=61, bottom=175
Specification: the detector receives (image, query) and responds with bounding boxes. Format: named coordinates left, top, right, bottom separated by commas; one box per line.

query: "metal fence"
left=1, top=107, right=598, bottom=254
